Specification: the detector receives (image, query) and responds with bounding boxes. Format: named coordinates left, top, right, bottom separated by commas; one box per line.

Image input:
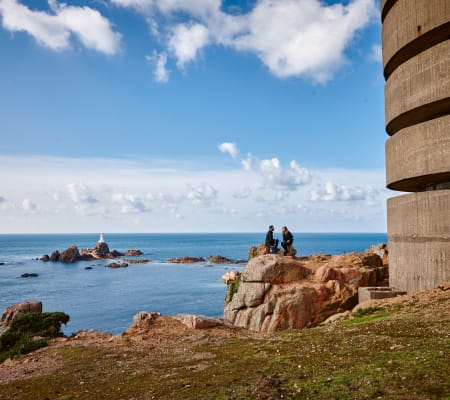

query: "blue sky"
left=0, top=0, right=390, bottom=233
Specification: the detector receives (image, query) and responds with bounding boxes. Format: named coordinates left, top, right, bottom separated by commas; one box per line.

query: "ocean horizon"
left=0, top=232, right=387, bottom=335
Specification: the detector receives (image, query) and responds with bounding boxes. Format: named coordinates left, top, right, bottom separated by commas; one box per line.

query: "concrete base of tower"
left=387, top=189, right=450, bottom=293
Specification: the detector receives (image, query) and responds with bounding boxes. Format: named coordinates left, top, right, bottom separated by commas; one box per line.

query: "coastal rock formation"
left=173, top=314, right=224, bottom=329
left=167, top=256, right=205, bottom=264
left=59, top=245, right=80, bottom=263
left=207, top=255, right=246, bottom=264
left=124, top=249, right=143, bottom=256
left=41, top=240, right=142, bottom=264
left=107, top=262, right=128, bottom=268
left=1, top=301, right=43, bottom=328
left=224, top=249, right=388, bottom=332
left=122, top=259, right=151, bottom=264
left=20, top=273, right=39, bottom=278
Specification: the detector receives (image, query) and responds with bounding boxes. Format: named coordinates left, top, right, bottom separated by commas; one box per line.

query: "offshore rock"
left=207, top=255, right=246, bottom=264
left=124, top=249, right=143, bottom=256
left=167, top=256, right=205, bottom=264
left=59, top=246, right=80, bottom=263
left=49, top=250, right=60, bottom=262
left=223, top=249, right=387, bottom=332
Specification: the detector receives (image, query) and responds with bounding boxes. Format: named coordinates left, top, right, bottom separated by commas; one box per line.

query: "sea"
left=0, top=233, right=387, bottom=335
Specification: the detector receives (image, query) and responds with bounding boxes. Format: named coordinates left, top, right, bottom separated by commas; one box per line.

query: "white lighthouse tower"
left=98, top=233, right=105, bottom=244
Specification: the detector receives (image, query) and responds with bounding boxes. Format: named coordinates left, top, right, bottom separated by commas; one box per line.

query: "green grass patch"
left=0, top=312, right=69, bottom=362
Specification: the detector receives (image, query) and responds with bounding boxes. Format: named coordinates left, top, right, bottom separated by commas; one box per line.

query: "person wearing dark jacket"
left=281, top=226, right=294, bottom=255
left=265, top=225, right=279, bottom=254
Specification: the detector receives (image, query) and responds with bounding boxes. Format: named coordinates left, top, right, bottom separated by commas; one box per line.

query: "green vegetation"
left=0, top=295, right=449, bottom=400
left=225, top=278, right=240, bottom=305
left=0, top=312, right=69, bottom=362
left=342, top=307, right=390, bottom=325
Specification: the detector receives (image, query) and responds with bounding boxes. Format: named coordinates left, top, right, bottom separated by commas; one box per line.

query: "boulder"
left=223, top=247, right=389, bottom=333
left=93, top=242, right=110, bottom=258
left=207, top=255, right=246, bottom=264
left=49, top=250, right=60, bottom=262
left=242, top=255, right=310, bottom=284
left=40, top=254, right=50, bottom=262
left=129, top=311, right=161, bottom=330
left=167, top=256, right=205, bottom=263
left=173, top=314, right=223, bottom=329
left=248, top=244, right=269, bottom=260
left=110, top=249, right=124, bottom=257
left=59, top=245, right=80, bottom=263
left=107, top=262, right=128, bottom=268
left=20, top=273, right=39, bottom=278
left=1, top=301, right=43, bottom=327
left=125, top=249, right=143, bottom=256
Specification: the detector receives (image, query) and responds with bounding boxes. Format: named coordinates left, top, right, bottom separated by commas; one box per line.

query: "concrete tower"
left=381, top=0, right=450, bottom=293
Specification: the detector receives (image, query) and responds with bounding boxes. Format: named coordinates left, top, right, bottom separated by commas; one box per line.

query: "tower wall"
left=382, top=0, right=450, bottom=292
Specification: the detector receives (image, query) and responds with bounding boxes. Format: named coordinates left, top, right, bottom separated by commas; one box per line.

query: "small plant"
left=353, top=306, right=383, bottom=318
left=0, top=312, right=70, bottom=362
left=225, top=279, right=240, bottom=305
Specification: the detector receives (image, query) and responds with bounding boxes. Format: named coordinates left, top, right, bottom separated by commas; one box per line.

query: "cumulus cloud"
left=259, top=158, right=311, bottom=191
left=232, top=187, right=252, bottom=199
left=310, top=181, right=378, bottom=203
left=168, top=23, right=210, bottom=68
left=186, top=183, right=218, bottom=206
left=146, top=50, right=170, bottom=83
left=0, top=0, right=121, bottom=54
left=111, top=0, right=376, bottom=82
left=218, top=142, right=239, bottom=158
left=22, top=198, right=37, bottom=212
left=112, top=192, right=149, bottom=214
left=66, top=183, right=102, bottom=215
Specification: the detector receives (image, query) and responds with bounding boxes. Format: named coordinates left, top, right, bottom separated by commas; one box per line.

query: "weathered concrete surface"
left=382, top=0, right=450, bottom=77
left=385, top=40, right=450, bottom=135
left=358, top=287, right=407, bottom=303
left=386, top=115, right=450, bottom=191
left=387, top=190, right=450, bottom=293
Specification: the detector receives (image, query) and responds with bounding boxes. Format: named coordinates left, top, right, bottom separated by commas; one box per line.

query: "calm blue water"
left=0, top=233, right=386, bottom=335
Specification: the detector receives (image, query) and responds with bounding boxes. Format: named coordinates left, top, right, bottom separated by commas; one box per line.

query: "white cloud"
left=112, top=192, right=149, bottom=214
left=22, top=198, right=37, bottom=212
left=111, top=0, right=377, bottom=82
left=0, top=196, right=4, bottom=203
left=146, top=50, right=170, bottom=83
left=186, top=183, right=218, bottom=206
left=218, top=142, right=239, bottom=158
left=0, top=0, right=121, bottom=54
left=168, top=22, right=210, bottom=68
left=369, top=43, right=382, bottom=63
left=233, top=187, right=252, bottom=199
left=310, top=181, right=378, bottom=203
left=241, top=153, right=255, bottom=171
left=67, top=183, right=98, bottom=205
left=0, top=155, right=388, bottom=233
left=259, top=157, right=311, bottom=190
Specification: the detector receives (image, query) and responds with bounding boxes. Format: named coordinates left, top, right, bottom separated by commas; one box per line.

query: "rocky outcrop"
left=124, top=249, right=143, bottom=256
left=1, top=301, right=43, bottom=328
left=167, top=256, right=205, bottom=263
left=107, top=262, right=128, bottom=268
left=20, top=273, right=38, bottom=278
left=41, top=241, right=141, bottom=264
left=224, top=249, right=388, bottom=332
left=59, top=245, right=80, bottom=263
left=122, top=259, right=151, bottom=264
left=173, top=314, right=224, bottom=329
left=207, top=255, right=246, bottom=264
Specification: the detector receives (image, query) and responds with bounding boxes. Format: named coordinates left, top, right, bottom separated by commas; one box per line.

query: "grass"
left=0, top=296, right=449, bottom=400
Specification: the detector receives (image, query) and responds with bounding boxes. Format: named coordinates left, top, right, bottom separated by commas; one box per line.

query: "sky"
left=0, top=0, right=392, bottom=233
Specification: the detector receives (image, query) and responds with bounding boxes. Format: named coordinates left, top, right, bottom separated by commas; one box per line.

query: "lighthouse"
left=98, top=233, right=105, bottom=244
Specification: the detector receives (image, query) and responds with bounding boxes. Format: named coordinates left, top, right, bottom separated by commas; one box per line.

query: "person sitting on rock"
left=281, top=226, right=295, bottom=256
left=265, top=225, right=279, bottom=254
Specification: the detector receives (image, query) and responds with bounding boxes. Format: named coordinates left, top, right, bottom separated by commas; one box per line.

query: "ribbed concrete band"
left=388, top=190, right=450, bottom=292
left=386, top=115, right=450, bottom=191
left=385, top=40, right=450, bottom=135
